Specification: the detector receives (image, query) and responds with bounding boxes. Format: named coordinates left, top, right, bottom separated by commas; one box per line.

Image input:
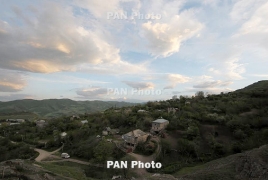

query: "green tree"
left=94, top=141, right=114, bottom=163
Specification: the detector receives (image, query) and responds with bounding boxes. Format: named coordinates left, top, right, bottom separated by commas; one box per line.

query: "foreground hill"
left=0, top=99, right=136, bottom=119
left=1, top=144, right=267, bottom=180
left=174, top=144, right=268, bottom=180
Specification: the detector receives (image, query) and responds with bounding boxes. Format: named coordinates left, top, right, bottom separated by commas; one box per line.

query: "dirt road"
left=34, top=147, right=103, bottom=167
left=128, top=136, right=161, bottom=176
left=34, top=146, right=63, bottom=162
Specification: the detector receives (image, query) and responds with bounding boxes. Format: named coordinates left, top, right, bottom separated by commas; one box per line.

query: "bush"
left=233, top=129, right=246, bottom=140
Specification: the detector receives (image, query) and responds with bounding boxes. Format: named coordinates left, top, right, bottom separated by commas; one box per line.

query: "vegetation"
left=0, top=80, right=268, bottom=179
left=0, top=137, right=37, bottom=162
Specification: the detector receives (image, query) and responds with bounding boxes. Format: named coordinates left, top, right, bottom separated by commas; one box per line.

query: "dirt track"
left=34, top=147, right=103, bottom=167
left=128, top=136, right=161, bottom=176
left=34, top=146, right=63, bottom=162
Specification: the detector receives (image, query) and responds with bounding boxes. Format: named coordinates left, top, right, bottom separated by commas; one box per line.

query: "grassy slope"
left=174, top=144, right=268, bottom=180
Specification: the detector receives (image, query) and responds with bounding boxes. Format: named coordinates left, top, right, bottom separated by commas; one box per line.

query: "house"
left=9, top=123, right=21, bottom=126
left=122, top=129, right=149, bottom=151
left=102, top=131, right=108, bottom=136
left=16, top=119, right=25, bottom=123
left=60, top=132, right=67, bottom=138
left=6, top=119, right=25, bottom=123
left=81, top=120, right=88, bottom=125
left=137, top=109, right=147, bottom=113
left=151, top=118, right=169, bottom=133
left=185, top=101, right=191, bottom=105
left=105, top=127, right=120, bottom=135
left=36, top=120, right=46, bottom=128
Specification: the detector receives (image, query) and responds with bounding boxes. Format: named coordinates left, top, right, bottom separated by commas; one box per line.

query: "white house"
left=151, top=118, right=169, bottom=133
left=81, top=120, right=88, bottom=125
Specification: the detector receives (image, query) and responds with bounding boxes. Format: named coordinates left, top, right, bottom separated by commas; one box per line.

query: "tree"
left=93, top=141, right=114, bottom=163
left=195, top=91, right=205, bottom=99
left=120, top=156, right=134, bottom=178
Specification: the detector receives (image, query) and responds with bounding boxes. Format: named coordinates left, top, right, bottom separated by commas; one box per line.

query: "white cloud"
left=207, top=56, right=246, bottom=81
left=0, top=2, right=145, bottom=74
left=232, top=1, right=268, bottom=52
left=141, top=11, right=203, bottom=57
left=251, top=74, right=268, bottom=78
left=164, top=74, right=191, bottom=89
left=230, top=0, right=266, bottom=23
left=236, top=1, right=268, bottom=35
left=122, top=81, right=154, bottom=89
left=193, top=80, right=233, bottom=89
left=78, top=60, right=148, bottom=75
left=0, top=69, right=26, bottom=92
left=76, top=87, right=108, bottom=98
left=225, top=58, right=246, bottom=80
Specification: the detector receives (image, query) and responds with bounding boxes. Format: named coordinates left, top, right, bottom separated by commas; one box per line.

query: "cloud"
left=0, top=2, right=145, bottom=74
left=172, top=91, right=181, bottom=95
left=78, top=60, right=148, bottom=75
left=207, top=57, right=246, bottom=80
left=233, top=1, right=268, bottom=51
left=193, top=80, right=233, bottom=89
left=164, top=74, right=191, bottom=89
left=234, top=1, right=268, bottom=35
left=76, top=87, right=108, bottom=98
left=0, top=69, right=26, bottom=92
left=122, top=81, right=154, bottom=89
left=141, top=12, right=203, bottom=57
left=225, top=58, right=246, bottom=80
left=251, top=74, right=268, bottom=78
left=230, top=0, right=267, bottom=24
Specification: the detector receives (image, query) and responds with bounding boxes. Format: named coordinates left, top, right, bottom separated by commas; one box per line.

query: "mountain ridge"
left=0, top=98, right=137, bottom=119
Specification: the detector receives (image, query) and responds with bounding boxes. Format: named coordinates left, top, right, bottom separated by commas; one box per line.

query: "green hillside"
left=174, top=144, right=268, bottom=180
left=0, top=99, right=136, bottom=119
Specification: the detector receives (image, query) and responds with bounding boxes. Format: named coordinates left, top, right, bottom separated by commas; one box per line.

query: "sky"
left=0, top=0, right=267, bottom=102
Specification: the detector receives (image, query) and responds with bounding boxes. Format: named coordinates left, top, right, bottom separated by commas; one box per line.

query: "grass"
left=36, top=161, right=94, bottom=180
left=173, top=154, right=238, bottom=180
left=37, top=161, right=134, bottom=180
left=174, top=163, right=207, bottom=176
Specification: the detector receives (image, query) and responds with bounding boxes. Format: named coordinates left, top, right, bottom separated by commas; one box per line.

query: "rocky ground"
left=0, top=160, right=70, bottom=180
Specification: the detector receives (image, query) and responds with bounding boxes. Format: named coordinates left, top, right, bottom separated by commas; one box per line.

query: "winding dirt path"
left=34, top=147, right=103, bottom=167
left=128, top=136, right=161, bottom=176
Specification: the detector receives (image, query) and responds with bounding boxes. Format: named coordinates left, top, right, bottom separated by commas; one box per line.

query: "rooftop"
left=124, top=129, right=147, bottom=137
left=153, top=118, right=169, bottom=123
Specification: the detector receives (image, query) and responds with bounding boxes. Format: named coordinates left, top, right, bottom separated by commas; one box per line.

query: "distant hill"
left=0, top=99, right=136, bottom=119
